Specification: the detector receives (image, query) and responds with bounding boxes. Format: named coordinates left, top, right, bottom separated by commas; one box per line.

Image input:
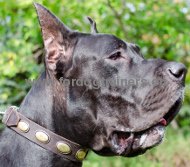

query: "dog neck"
left=12, top=71, right=83, bottom=167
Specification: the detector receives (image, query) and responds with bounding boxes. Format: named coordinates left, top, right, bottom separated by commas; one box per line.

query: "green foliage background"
left=0, top=0, right=190, bottom=166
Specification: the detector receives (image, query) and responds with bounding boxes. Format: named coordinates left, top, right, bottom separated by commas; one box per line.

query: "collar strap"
left=2, top=106, right=88, bottom=162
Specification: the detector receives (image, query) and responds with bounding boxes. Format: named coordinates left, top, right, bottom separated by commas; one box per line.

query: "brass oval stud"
left=76, top=149, right=88, bottom=161
left=17, top=121, right=29, bottom=132
left=35, top=131, right=50, bottom=143
left=56, top=142, right=71, bottom=154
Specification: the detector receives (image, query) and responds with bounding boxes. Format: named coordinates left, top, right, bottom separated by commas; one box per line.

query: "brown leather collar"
left=2, top=106, right=88, bottom=162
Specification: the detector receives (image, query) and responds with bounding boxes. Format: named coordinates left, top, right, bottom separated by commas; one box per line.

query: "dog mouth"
left=109, top=98, right=182, bottom=156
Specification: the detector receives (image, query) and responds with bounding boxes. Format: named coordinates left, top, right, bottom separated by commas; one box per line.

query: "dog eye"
left=108, top=51, right=122, bottom=60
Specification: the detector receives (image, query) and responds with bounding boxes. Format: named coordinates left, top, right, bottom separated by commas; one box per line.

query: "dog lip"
left=111, top=97, right=180, bottom=133
left=163, top=98, right=182, bottom=125
left=109, top=123, right=166, bottom=156
left=139, top=97, right=182, bottom=131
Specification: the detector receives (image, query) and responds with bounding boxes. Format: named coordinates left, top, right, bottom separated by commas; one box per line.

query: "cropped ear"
left=87, top=16, right=98, bottom=34
left=34, top=3, right=77, bottom=74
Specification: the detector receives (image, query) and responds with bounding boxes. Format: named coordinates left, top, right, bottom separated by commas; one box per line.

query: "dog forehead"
left=76, top=33, right=127, bottom=55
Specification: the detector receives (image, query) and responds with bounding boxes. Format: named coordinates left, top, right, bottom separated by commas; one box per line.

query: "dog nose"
left=167, top=62, right=187, bottom=81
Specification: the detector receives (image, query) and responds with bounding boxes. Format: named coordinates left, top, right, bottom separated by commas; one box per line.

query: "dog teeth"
left=139, top=134, right=147, bottom=146
left=112, top=133, right=119, bottom=146
left=120, top=127, right=125, bottom=132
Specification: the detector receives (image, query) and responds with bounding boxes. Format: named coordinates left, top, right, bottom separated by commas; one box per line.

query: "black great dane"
left=0, top=3, right=187, bottom=167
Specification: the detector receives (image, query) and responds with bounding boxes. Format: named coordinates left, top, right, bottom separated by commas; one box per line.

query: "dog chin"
left=109, top=125, right=165, bottom=157
left=126, top=125, right=165, bottom=157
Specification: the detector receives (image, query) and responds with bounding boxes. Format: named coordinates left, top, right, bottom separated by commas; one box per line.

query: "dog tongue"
left=159, top=118, right=167, bottom=126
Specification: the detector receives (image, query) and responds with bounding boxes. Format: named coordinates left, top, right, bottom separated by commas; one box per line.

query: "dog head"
left=34, top=4, right=187, bottom=157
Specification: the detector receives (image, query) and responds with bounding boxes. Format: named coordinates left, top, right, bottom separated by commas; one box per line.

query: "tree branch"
left=106, top=0, right=128, bottom=38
